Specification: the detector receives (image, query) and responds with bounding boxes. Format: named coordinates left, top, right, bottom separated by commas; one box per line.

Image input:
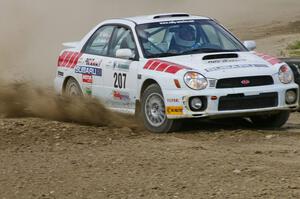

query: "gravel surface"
left=1, top=114, right=300, bottom=199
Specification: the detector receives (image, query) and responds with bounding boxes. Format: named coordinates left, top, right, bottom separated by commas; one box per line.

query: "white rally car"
left=54, top=13, right=298, bottom=133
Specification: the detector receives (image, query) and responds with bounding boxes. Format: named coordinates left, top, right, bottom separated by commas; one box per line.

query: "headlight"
left=184, top=72, right=208, bottom=90
left=278, top=64, right=293, bottom=84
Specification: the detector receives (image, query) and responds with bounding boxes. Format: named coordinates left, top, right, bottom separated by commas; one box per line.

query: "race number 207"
left=114, top=72, right=127, bottom=89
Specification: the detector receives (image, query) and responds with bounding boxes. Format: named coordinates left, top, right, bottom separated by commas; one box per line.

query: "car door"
left=79, top=25, right=115, bottom=97
left=101, top=25, right=139, bottom=111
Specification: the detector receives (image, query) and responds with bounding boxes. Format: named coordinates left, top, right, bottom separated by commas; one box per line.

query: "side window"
left=137, top=27, right=169, bottom=55
left=109, top=27, right=137, bottom=58
left=83, top=26, right=114, bottom=56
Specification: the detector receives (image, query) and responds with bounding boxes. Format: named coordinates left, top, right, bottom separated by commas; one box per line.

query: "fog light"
left=190, top=97, right=203, bottom=111
left=286, top=90, right=297, bottom=104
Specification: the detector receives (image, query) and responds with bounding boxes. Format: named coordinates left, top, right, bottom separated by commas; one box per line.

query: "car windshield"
left=136, top=19, right=247, bottom=58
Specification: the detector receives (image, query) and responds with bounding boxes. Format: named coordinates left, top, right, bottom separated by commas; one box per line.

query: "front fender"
left=138, top=69, right=186, bottom=100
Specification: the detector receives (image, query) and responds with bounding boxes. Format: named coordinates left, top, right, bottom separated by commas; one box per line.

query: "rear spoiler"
left=62, top=41, right=79, bottom=48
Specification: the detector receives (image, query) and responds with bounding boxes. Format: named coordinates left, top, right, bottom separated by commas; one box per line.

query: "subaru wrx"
left=55, top=13, right=298, bottom=133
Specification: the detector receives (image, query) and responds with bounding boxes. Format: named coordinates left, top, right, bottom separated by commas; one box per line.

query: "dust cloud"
left=0, top=81, right=138, bottom=129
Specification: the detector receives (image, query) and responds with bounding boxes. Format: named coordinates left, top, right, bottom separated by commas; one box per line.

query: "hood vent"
left=203, top=53, right=238, bottom=60
left=153, top=13, right=190, bottom=19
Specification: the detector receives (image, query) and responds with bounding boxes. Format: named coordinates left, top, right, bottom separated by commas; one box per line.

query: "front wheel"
left=141, top=84, right=181, bottom=133
left=250, top=111, right=290, bottom=128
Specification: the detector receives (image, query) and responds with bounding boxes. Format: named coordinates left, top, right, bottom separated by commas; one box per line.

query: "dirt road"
left=0, top=114, right=300, bottom=199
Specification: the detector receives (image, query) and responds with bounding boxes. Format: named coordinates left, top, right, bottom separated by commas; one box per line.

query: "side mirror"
left=243, top=40, right=256, bottom=51
left=116, top=49, right=134, bottom=59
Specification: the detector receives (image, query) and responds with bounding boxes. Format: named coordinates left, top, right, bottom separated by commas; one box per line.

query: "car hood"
left=159, top=51, right=281, bottom=79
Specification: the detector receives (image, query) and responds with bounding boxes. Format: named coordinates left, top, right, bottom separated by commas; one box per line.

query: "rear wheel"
left=250, top=111, right=290, bottom=128
left=64, top=78, right=83, bottom=97
left=141, top=84, right=181, bottom=133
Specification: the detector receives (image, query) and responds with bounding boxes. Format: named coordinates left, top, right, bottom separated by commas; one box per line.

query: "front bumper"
left=164, top=83, right=299, bottom=119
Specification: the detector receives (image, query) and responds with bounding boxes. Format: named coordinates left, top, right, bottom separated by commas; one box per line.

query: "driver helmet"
left=174, top=25, right=196, bottom=48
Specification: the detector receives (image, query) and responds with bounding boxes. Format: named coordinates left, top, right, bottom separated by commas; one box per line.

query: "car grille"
left=218, top=92, right=278, bottom=111
left=216, top=76, right=274, bottom=88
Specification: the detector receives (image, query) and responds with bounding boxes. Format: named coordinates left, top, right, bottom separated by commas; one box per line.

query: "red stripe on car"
left=148, top=61, right=160, bottom=70
left=58, top=51, right=68, bottom=67
left=143, top=60, right=155, bottom=69
left=143, top=59, right=190, bottom=74
left=164, top=65, right=183, bottom=74
left=268, top=58, right=281, bottom=65
left=156, top=63, right=170, bottom=71
left=66, top=52, right=78, bottom=68
left=82, top=74, right=93, bottom=83
left=70, top=53, right=82, bottom=68
left=255, top=52, right=282, bottom=65
left=58, top=51, right=82, bottom=68
left=67, top=52, right=79, bottom=68
left=62, top=52, right=73, bottom=67
left=69, top=52, right=79, bottom=68
left=262, top=55, right=272, bottom=60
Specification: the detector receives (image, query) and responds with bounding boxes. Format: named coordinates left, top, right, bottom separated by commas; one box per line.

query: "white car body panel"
left=54, top=14, right=299, bottom=119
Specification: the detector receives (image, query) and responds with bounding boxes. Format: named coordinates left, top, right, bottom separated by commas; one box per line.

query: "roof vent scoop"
left=202, top=53, right=239, bottom=60
left=153, top=13, right=190, bottom=19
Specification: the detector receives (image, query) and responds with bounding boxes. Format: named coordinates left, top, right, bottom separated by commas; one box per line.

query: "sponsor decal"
left=166, top=106, right=183, bottom=115
left=75, top=66, right=102, bottom=76
left=143, top=59, right=191, bottom=74
left=167, top=98, right=180, bottom=103
left=82, top=74, right=93, bottom=83
left=113, top=61, right=130, bottom=70
left=112, top=90, right=130, bottom=101
left=57, top=71, right=64, bottom=77
left=58, top=51, right=82, bottom=68
left=105, top=100, right=135, bottom=109
left=85, top=58, right=102, bottom=67
left=255, top=52, right=282, bottom=65
left=160, top=20, right=195, bottom=25
left=205, top=64, right=268, bottom=72
left=85, top=87, right=92, bottom=96
left=77, top=57, right=85, bottom=65
left=207, top=59, right=246, bottom=64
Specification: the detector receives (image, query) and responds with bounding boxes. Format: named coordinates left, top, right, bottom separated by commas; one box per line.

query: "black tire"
left=64, top=77, right=83, bottom=97
left=141, top=84, right=181, bottom=133
left=250, top=111, right=290, bottom=128
left=280, top=58, right=300, bottom=111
